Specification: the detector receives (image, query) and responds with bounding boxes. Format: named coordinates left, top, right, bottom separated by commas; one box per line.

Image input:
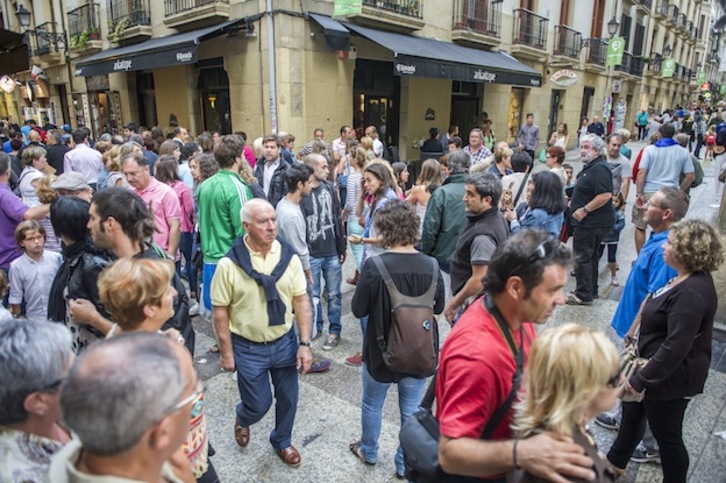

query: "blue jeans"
left=347, top=219, right=365, bottom=269
left=360, top=363, right=427, bottom=475
left=202, top=263, right=217, bottom=311
left=309, top=255, right=343, bottom=336
left=232, top=330, right=299, bottom=450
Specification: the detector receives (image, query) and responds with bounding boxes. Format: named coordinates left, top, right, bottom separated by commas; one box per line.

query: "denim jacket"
left=510, top=208, right=563, bottom=239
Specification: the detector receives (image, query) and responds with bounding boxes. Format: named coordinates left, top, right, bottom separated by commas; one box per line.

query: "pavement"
left=190, top=140, right=726, bottom=482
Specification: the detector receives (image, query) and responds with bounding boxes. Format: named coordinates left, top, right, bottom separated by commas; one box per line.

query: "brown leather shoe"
left=276, top=445, right=302, bottom=467
left=234, top=421, right=250, bottom=448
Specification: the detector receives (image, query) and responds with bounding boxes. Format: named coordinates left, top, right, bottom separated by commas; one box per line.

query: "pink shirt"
left=168, top=180, right=195, bottom=233
left=135, top=178, right=181, bottom=253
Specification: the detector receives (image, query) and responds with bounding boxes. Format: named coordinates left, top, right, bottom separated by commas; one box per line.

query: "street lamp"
left=15, top=5, right=31, bottom=29
left=607, top=16, right=620, bottom=37
left=603, top=16, right=620, bottom=122
left=663, top=44, right=672, bottom=58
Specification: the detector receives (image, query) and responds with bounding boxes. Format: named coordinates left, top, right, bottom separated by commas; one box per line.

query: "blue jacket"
left=510, top=208, right=563, bottom=239
left=602, top=208, right=626, bottom=243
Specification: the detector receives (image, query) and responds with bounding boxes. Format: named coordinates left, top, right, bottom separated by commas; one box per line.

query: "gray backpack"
left=371, top=256, right=439, bottom=376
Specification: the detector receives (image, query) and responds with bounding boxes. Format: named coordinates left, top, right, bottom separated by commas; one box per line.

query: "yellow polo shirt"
left=211, top=238, right=307, bottom=342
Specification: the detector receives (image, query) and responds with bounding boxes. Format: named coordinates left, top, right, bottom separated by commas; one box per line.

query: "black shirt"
left=46, top=142, right=70, bottom=175
left=631, top=272, right=717, bottom=401
left=570, top=156, right=614, bottom=229
left=352, top=252, right=445, bottom=383
left=300, top=182, right=345, bottom=258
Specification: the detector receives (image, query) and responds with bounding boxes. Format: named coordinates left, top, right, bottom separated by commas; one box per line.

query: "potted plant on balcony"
left=108, top=18, right=130, bottom=44
left=88, top=27, right=100, bottom=40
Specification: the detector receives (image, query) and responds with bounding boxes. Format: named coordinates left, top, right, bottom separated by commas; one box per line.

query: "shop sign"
left=395, top=63, right=416, bottom=75
left=334, top=0, right=362, bottom=16
left=720, top=84, right=726, bottom=96
left=550, top=69, right=578, bottom=87
left=606, top=37, right=625, bottom=66
left=392, top=55, right=541, bottom=87
left=473, top=70, right=496, bottom=82
left=697, top=71, right=706, bottom=84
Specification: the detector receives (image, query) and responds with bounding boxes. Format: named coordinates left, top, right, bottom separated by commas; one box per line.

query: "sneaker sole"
left=593, top=419, right=619, bottom=431
left=630, top=455, right=661, bottom=464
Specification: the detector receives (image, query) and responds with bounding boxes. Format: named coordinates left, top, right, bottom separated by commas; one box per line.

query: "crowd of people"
left=0, top=110, right=723, bottom=483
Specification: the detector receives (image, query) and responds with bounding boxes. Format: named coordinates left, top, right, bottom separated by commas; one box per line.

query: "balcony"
left=108, top=0, right=152, bottom=43
left=678, top=13, right=688, bottom=36
left=584, top=37, right=607, bottom=73
left=635, top=0, right=652, bottom=12
left=552, top=25, right=582, bottom=61
left=339, top=0, right=424, bottom=32
left=31, top=22, right=64, bottom=63
left=645, top=53, right=662, bottom=76
left=652, top=1, right=667, bottom=20
left=667, top=4, right=679, bottom=26
left=67, top=3, right=102, bottom=54
left=511, top=8, right=548, bottom=61
left=164, top=0, right=230, bottom=31
left=613, top=51, right=643, bottom=77
left=451, top=0, right=502, bottom=47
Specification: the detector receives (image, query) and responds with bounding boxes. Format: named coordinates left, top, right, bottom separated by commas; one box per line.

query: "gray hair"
left=580, top=134, right=606, bottom=155
left=0, top=321, right=73, bottom=424
left=60, top=332, right=186, bottom=455
left=240, top=198, right=274, bottom=224
left=448, top=150, right=471, bottom=174
left=129, top=133, right=144, bottom=146
left=674, top=133, right=690, bottom=148
left=467, top=172, right=503, bottom=206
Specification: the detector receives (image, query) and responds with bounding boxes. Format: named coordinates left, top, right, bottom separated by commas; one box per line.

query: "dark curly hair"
left=374, top=199, right=420, bottom=248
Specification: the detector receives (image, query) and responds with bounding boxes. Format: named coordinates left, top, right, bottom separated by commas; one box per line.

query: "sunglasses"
left=506, top=239, right=560, bottom=279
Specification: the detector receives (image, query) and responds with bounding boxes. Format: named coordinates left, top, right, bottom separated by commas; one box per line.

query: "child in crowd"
left=0, top=271, right=12, bottom=323
left=8, top=221, right=63, bottom=322
left=563, top=163, right=576, bottom=194
left=598, top=193, right=626, bottom=286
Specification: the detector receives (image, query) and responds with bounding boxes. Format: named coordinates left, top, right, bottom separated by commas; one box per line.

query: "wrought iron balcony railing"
left=656, top=1, right=668, bottom=17
left=67, top=3, right=101, bottom=39
left=636, top=0, right=652, bottom=9
left=585, top=37, right=608, bottom=65
left=649, top=53, right=663, bottom=74
left=108, top=0, right=152, bottom=27
left=360, top=0, right=422, bottom=18
left=668, top=4, right=679, bottom=24
left=164, top=0, right=228, bottom=17
left=512, top=8, right=548, bottom=50
left=452, top=0, right=502, bottom=38
left=554, top=24, right=582, bottom=58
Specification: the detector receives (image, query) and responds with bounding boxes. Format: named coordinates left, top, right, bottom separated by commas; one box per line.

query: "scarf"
left=47, top=237, right=94, bottom=323
left=655, top=138, right=679, bottom=148
left=226, top=237, right=295, bottom=326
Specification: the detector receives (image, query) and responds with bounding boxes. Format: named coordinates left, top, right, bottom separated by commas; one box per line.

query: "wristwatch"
left=298, top=341, right=312, bottom=347
left=582, top=206, right=590, bottom=214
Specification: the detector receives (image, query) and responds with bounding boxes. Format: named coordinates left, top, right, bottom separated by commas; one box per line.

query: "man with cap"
left=51, top=172, right=92, bottom=202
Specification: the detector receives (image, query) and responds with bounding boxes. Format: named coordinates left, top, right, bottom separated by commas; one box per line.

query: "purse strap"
left=513, top=172, right=530, bottom=207
left=420, top=293, right=525, bottom=440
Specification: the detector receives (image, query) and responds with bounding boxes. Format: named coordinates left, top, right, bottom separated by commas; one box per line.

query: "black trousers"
left=607, top=398, right=690, bottom=483
left=573, top=225, right=610, bottom=301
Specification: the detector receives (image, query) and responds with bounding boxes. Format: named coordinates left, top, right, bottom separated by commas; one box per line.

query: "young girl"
left=599, top=193, right=626, bottom=286
left=578, top=118, right=589, bottom=146
left=391, top=162, right=409, bottom=199
left=705, top=125, right=717, bottom=161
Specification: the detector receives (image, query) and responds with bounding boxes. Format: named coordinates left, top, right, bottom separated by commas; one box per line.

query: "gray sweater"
left=276, top=197, right=311, bottom=270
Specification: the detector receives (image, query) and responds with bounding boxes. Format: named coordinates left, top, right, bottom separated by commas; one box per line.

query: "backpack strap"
left=512, top=172, right=530, bottom=207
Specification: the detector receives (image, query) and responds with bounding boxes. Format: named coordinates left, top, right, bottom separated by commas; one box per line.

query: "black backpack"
left=371, top=256, right=439, bottom=377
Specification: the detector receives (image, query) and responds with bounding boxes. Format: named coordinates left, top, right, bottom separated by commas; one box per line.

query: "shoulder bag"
left=399, top=294, right=525, bottom=482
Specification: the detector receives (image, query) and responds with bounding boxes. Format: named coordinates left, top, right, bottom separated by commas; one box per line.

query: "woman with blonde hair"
left=488, top=146, right=513, bottom=179
left=238, top=157, right=265, bottom=198
left=99, top=257, right=218, bottom=483
left=104, top=143, right=133, bottom=188
left=406, top=158, right=442, bottom=240
left=509, top=323, right=621, bottom=482
left=607, top=218, right=724, bottom=481
left=360, top=136, right=376, bottom=160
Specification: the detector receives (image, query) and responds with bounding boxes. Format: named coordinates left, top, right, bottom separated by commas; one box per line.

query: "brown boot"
left=346, top=269, right=359, bottom=285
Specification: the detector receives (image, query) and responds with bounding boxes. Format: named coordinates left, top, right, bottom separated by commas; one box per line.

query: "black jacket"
left=254, top=157, right=291, bottom=208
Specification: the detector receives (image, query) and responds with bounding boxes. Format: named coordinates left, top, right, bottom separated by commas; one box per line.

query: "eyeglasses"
left=506, top=239, right=560, bottom=279
left=156, top=379, right=204, bottom=422
left=646, top=199, right=663, bottom=209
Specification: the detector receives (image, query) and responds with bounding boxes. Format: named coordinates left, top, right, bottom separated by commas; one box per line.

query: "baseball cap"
left=61, top=124, right=72, bottom=133
left=51, top=172, right=91, bottom=191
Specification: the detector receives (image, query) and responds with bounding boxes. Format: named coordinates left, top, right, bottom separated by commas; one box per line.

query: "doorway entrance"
left=354, top=59, right=400, bottom=158
left=548, top=89, right=564, bottom=139
left=198, top=65, right=231, bottom=134
left=580, top=86, right=595, bottom=123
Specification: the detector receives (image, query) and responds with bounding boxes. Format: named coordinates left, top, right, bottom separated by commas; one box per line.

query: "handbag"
left=399, top=294, right=524, bottom=482
left=617, top=341, right=648, bottom=402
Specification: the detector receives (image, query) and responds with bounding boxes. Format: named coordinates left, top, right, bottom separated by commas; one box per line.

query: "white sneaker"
left=189, top=302, right=200, bottom=316
left=612, top=276, right=620, bottom=286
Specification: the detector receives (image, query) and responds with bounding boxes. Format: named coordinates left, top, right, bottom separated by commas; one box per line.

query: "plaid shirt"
left=464, top=145, right=491, bottom=165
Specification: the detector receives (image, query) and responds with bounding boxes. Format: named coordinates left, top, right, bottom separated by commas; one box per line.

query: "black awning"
left=0, top=28, right=29, bottom=76
left=75, top=18, right=247, bottom=77
left=309, top=13, right=350, bottom=51
left=342, top=22, right=542, bottom=87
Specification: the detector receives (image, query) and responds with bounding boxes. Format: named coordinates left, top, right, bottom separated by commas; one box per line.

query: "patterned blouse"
left=0, top=427, right=65, bottom=483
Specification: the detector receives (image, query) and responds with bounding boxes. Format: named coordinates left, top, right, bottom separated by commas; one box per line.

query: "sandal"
left=209, top=344, right=220, bottom=353
left=349, top=441, right=375, bottom=466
